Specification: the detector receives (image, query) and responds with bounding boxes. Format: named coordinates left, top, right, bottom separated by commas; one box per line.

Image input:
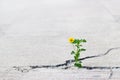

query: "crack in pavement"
left=12, top=47, right=120, bottom=73
left=66, top=47, right=120, bottom=64
left=108, top=67, right=113, bottom=79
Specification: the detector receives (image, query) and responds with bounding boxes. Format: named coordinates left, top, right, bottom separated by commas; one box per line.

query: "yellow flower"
left=68, top=37, right=75, bottom=43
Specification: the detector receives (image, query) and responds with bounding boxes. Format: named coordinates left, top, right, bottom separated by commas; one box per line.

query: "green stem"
left=74, top=44, right=82, bottom=68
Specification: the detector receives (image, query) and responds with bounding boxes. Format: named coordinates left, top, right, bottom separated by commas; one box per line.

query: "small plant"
left=68, top=37, right=87, bottom=68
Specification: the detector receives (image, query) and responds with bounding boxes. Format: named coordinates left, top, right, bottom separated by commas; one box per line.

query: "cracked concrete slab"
left=99, top=0, right=120, bottom=16
left=113, top=15, right=120, bottom=23
left=111, top=69, right=120, bottom=80
left=0, top=0, right=120, bottom=66
left=0, top=0, right=120, bottom=79
left=99, top=0, right=120, bottom=24
left=17, top=69, right=120, bottom=80
left=21, top=69, right=110, bottom=80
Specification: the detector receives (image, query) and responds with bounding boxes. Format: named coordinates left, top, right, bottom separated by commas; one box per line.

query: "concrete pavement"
left=0, top=0, right=120, bottom=79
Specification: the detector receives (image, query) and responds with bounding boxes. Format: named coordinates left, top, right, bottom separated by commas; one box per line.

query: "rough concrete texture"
left=0, top=0, right=120, bottom=79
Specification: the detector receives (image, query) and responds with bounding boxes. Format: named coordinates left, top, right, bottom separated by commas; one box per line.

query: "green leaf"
left=82, top=39, right=87, bottom=42
left=72, top=39, right=77, bottom=44
left=74, top=62, right=82, bottom=68
left=75, top=45, right=80, bottom=48
left=76, top=39, right=80, bottom=44
left=71, top=51, right=75, bottom=55
left=73, top=39, right=81, bottom=44
left=80, top=48, right=86, bottom=51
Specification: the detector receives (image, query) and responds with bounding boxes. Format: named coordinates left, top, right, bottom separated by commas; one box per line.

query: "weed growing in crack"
left=68, top=37, right=87, bottom=68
